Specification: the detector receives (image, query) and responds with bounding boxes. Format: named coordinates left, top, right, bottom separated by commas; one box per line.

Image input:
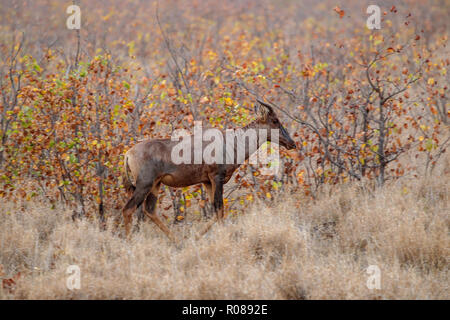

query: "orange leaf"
left=333, top=6, right=345, bottom=18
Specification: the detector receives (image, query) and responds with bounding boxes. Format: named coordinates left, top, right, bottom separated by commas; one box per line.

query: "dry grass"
left=0, top=162, right=448, bottom=299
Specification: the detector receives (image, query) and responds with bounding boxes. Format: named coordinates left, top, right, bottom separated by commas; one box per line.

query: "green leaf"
left=425, top=139, right=434, bottom=152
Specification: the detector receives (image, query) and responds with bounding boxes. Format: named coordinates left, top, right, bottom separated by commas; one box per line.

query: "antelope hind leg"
left=122, top=182, right=152, bottom=239
left=143, top=189, right=178, bottom=244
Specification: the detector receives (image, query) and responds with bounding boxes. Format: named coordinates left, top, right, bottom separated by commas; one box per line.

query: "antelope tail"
left=123, top=154, right=136, bottom=193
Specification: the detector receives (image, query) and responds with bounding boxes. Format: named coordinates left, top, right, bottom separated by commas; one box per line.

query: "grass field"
left=1, top=155, right=448, bottom=300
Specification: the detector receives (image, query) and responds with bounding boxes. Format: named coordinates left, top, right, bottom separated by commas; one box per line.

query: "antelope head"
left=254, top=99, right=296, bottom=150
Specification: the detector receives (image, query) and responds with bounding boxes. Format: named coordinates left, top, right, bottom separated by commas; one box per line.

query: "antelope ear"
left=255, top=99, right=274, bottom=120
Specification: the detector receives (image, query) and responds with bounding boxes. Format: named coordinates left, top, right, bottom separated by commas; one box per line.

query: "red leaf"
left=2, top=272, right=21, bottom=293
left=333, top=6, right=345, bottom=19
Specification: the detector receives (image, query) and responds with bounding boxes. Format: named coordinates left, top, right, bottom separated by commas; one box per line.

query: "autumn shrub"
left=1, top=0, right=448, bottom=222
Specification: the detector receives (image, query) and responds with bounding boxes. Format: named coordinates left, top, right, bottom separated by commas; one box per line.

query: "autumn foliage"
left=0, top=0, right=448, bottom=222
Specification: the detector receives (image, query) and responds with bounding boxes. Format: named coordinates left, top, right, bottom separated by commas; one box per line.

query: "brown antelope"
left=122, top=99, right=296, bottom=241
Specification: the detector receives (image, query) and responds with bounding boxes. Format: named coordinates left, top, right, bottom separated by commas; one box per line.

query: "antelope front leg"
left=196, top=215, right=218, bottom=240
left=213, top=181, right=224, bottom=223
left=196, top=173, right=225, bottom=239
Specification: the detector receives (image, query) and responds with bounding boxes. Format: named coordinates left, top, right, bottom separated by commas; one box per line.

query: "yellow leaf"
left=266, top=192, right=272, bottom=199
left=427, top=78, right=435, bottom=85
left=224, top=97, right=233, bottom=106
left=176, top=215, right=184, bottom=221
left=200, top=96, right=209, bottom=104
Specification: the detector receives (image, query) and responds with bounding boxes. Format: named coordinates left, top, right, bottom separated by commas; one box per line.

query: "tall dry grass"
left=0, top=157, right=448, bottom=299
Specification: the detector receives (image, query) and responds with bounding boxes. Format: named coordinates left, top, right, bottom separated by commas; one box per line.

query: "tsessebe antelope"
left=122, top=99, right=296, bottom=241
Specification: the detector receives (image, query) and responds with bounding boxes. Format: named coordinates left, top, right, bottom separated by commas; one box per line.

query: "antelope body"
left=122, top=100, right=296, bottom=241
